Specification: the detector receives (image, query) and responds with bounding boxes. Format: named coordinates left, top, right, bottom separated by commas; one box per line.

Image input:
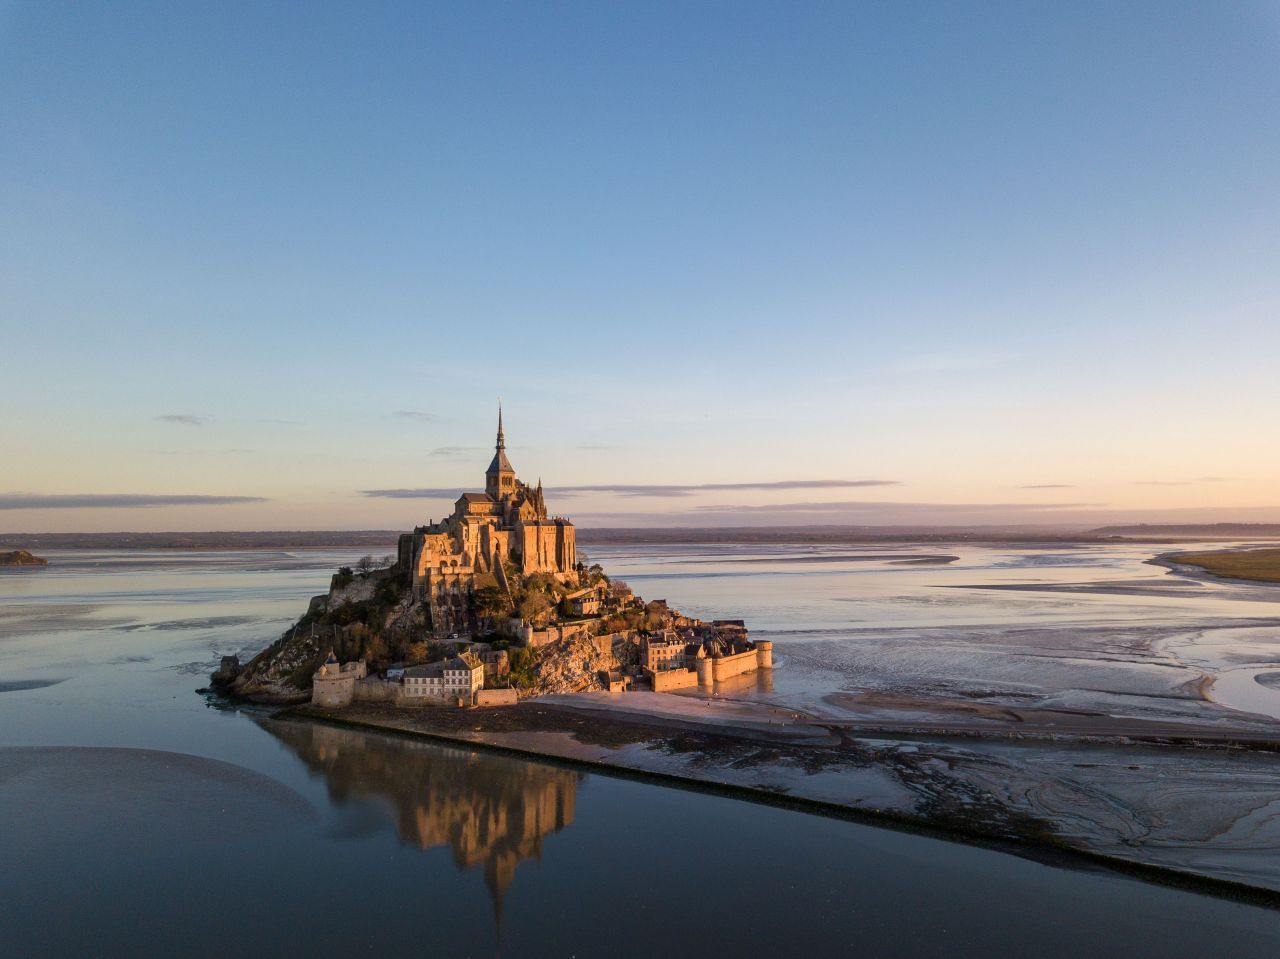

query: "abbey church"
left=396, top=409, right=577, bottom=633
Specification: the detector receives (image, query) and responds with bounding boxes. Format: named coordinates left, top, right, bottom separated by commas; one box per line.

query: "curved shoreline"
left=1151, top=550, right=1280, bottom=587
left=275, top=700, right=1280, bottom=908
left=1206, top=667, right=1280, bottom=722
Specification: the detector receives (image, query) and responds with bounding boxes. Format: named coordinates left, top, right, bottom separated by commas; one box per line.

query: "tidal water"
left=3, top=546, right=1280, bottom=958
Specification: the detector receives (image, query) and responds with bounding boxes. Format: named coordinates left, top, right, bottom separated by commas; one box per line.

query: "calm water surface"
left=2, top=547, right=1279, bottom=958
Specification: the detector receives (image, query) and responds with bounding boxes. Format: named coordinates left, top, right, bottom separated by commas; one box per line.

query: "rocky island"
left=214, top=409, right=768, bottom=705
left=0, top=549, right=48, bottom=567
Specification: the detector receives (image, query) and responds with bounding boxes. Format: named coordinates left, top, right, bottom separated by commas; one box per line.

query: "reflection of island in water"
left=264, top=719, right=579, bottom=923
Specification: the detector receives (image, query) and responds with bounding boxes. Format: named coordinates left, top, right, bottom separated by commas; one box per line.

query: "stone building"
left=641, top=630, right=692, bottom=672
left=563, top=585, right=602, bottom=617
left=397, top=407, right=577, bottom=635
left=402, top=652, right=485, bottom=705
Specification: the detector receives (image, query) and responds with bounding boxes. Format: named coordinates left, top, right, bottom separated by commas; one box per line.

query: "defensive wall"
left=521, top=620, right=596, bottom=648
left=647, top=667, right=699, bottom=692
left=695, top=641, right=773, bottom=686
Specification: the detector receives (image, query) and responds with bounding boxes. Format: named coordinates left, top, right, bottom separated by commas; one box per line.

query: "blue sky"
left=2, top=1, right=1279, bottom=530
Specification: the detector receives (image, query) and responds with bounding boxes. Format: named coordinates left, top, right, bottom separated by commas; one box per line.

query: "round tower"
left=755, top=640, right=773, bottom=670
left=695, top=644, right=713, bottom=686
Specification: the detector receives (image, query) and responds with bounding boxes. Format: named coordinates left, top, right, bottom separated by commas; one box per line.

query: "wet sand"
left=288, top=695, right=1280, bottom=899
left=0, top=746, right=315, bottom=832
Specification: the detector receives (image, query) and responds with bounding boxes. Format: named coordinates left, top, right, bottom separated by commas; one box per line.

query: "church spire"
left=486, top=400, right=515, bottom=496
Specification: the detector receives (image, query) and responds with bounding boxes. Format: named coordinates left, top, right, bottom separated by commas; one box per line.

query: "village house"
left=402, top=652, right=484, bottom=705
left=641, top=630, right=692, bottom=672
left=563, top=585, right=602, bottom=617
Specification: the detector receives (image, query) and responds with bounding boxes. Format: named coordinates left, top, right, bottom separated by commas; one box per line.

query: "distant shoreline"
left=7, top=524, right=1280, bottom=551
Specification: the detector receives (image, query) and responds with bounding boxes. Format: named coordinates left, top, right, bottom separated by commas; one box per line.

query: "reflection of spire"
left=486, top=852, right=516, bottom=953
left=262, top=719, right=579, bottom=947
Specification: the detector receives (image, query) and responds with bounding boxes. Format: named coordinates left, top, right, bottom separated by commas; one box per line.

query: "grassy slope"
left=1173, top=548, right=1280, bottom=584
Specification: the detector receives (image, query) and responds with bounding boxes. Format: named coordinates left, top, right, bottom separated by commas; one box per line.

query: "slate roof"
left=486, top=448, right=514, bottom=474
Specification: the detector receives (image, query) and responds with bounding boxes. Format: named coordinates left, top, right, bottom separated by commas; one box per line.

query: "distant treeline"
left=577, top=526, right=1108, bottom=545
left=5, top=523, right=1277, bottom=552
left=1090, top=524, right=1280, bottom=537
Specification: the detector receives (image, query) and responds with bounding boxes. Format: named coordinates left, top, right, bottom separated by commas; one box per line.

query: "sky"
left=2, top=1, right=1279, bottom=532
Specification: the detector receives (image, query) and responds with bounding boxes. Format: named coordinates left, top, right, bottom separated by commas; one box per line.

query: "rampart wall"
left=648, top=667, right=698, bottom=692
left=711, top=648, right=761, bottom=683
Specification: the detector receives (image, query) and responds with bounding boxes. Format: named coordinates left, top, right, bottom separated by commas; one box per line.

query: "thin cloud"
left=360, top=478, right=901, bottom=501
left=360, top=479, right=901, bottom=500
left=430, top=446, right=483, bottom=458
left=691, top=499, right=1103, bottom=514
left=1135, top=480, right=1192, bottom=487
left=1019, top=484, right=1077, bottom=489
left=155, top=414, right=210, bottom=426
left=553, top=480, right=903, bottom=498
left=388, top=411, right=436, bottom=422
left=571, top=503, right=1280, bottom=529
left=362, top=488, right=459, bottom=499
left=0, top=493, right=269, bottom=510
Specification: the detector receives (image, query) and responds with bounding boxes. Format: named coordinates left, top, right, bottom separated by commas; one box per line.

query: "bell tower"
left=485, top=402, right=516, bottom=499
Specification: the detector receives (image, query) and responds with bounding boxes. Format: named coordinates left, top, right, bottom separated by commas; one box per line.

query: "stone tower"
left=485, top=404, right=517, bottom=500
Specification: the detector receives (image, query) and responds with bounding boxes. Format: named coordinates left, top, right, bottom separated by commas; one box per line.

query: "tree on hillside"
left=475, top=584, right=510, bottom=619
left=518, top=590, right=552, bottom=625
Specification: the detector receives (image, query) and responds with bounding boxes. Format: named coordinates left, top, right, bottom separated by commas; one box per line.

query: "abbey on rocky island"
left=395, top=408, right=577, bottom=633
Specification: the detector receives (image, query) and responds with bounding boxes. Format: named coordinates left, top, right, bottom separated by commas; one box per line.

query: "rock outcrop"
left=0, top=550, right=48, bottom=567
left=518, top=636, right=617, bottom=698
